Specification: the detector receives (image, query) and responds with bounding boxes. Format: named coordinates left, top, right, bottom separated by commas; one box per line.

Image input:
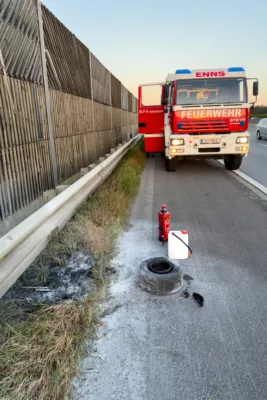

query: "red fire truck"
left=138, top=67, right=259, bottom=171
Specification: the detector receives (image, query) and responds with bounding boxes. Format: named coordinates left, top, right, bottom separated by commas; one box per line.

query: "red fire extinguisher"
left=158, top=204, right=170, bottom=244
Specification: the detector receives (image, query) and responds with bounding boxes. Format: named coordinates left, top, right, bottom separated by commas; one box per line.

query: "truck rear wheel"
left=224, top=155, right=242, bottom=171
left=165, top=157, right=177, bottom=172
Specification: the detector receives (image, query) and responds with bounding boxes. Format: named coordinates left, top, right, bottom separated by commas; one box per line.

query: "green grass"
left=250, top=114, right=267, bottom=119
left=0, top=137, right=146, bottom=400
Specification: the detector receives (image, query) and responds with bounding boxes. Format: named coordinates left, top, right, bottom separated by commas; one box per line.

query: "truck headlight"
left=171, top=139, right=184, bottom=146
left=235, top=146, right=248, bottom=152
left=236, top=137, right=248, bottom=144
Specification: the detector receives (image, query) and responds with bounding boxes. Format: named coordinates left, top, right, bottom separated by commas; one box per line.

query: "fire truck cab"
left=138, top=67, right=259, bottom=171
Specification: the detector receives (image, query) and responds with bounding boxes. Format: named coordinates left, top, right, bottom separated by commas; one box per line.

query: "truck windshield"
left=176, top=78, right=247, bottom=105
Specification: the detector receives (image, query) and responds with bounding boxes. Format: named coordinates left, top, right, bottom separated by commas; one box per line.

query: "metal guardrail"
left=0, top=136, right=139, bottom=298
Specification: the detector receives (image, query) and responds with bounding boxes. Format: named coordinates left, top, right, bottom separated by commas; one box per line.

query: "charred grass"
left=0, top=138, right=146, bottom=400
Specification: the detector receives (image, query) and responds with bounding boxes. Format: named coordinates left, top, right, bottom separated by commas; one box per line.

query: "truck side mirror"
left=161, top=98, right=168, bottom=106
left=253, top=81, right=258, bottom=96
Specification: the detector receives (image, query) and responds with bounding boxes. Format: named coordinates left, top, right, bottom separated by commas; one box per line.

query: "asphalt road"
left=240, top=124, right=267, bottom=187
left=72, top=156, right=267, bottom=400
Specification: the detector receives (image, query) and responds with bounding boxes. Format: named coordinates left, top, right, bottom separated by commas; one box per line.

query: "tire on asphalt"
left=257, top=130, right=262, bottom=140
left=165, top=157, right=177, bottom=172
left=139, top=257, right=182, bottom=295
left=224, top=155, right=243, bottom=171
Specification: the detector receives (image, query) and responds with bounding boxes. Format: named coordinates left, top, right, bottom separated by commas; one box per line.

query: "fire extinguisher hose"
left=171, top=232, right=193, bottom=255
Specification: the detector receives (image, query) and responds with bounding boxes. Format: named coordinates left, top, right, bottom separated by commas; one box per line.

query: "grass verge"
left=0, top=137, right=146, bottom=400
left=250, top=114, right=267, bottom=119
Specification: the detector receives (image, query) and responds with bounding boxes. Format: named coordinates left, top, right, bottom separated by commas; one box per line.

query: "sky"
left=42, top=0, right=267, bottom=105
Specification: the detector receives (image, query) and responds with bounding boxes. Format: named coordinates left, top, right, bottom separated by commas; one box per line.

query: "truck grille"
left=198, top=147, right=220, bottom=153
left=179, top=119, right=229, bottom=133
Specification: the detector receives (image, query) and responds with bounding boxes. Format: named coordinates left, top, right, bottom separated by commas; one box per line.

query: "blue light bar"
left=175, top=69, right=191, bottom=74
left=228, top=67, right=245, bottom=72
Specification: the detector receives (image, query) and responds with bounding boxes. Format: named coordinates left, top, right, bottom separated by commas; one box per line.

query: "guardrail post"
left=37, top=0, right=58, bottom=188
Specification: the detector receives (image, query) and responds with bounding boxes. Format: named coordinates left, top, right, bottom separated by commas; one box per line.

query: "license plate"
left=200, top=138, right=221, bottom=144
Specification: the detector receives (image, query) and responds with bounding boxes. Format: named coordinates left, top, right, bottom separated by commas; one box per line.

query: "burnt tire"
left=224, top=155, right=243, bottom=171
left=165, top=157, right=177, bottom=172
left=139, top=257, right=182, bottom=295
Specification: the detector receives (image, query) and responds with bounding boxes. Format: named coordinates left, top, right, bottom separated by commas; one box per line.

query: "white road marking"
left=217, top=160, right=267, bottom=196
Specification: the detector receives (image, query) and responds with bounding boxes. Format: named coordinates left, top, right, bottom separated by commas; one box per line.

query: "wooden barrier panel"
left=0, top=0, right=43, bottom=84
left=121, top=84, right=128, bottom=111
left=0, top=75, right=53, bottom=220
left=91, top=54, right=111, bottom=106
left=0, top=0, right=137, bottom=230
left=41, top=4, right=91, bottom=99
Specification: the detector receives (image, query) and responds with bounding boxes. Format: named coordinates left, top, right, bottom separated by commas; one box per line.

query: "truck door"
left=138, top=84, right=165, bottom=153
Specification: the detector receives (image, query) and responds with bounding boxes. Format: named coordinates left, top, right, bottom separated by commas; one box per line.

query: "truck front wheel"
left=224, top=155, right=243, bottom=171
left=165, top=157, right=177, bottom=172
